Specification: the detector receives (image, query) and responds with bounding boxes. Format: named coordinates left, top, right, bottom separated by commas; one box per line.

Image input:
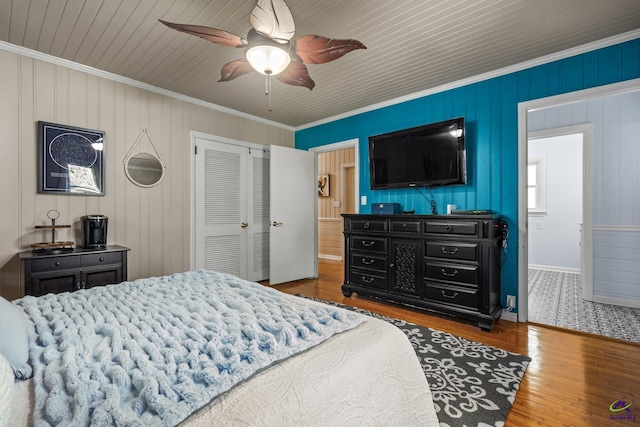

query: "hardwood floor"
left=271, top=259, right=640, bottom=427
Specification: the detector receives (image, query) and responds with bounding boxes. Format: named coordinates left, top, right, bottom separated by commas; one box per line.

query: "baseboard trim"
left=528, top=264, right=580, bottom=274
left=500, top=311, right=518, bottom=323
left=593, top=295, right=640, bottom=309
left=319, top=254, right=342, bottom=261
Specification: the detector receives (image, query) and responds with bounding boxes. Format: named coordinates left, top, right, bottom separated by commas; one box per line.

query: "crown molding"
left=0, top=40, right=295, bottom=132
left=296, top=29, right=640, bottom=131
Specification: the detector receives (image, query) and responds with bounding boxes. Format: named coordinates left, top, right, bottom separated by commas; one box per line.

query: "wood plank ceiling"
left=1, top=0, right=639, bottom=128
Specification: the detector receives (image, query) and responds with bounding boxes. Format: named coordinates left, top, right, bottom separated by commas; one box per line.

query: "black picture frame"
left=38, top=121, right=105, bottom=195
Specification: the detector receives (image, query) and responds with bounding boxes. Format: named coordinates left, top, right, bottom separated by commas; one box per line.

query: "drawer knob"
left=362, top=276, right=374, bottom=283
left=442, top=290, right=459, bottom=299
left=55, top=261, right=61, bottom=266
left=362, top=258, right=375, bottom=265
left=442, top=247, right=458, bottom=255
left=99, top=257, right=105, bottom=262
left=441, top=268, right=459, bottom=277
left=445, top=225, right=453, bottom=232
left=363, top=222, right=370, bottom=229
left=361, top=241, right=375, bottom=247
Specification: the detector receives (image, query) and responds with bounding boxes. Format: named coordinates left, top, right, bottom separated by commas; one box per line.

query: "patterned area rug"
left=528, top=268, right=640, bottom=343
left=298, top=296, right=531, bottom=427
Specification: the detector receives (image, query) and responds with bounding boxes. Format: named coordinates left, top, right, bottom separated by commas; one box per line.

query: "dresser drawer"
left=350, top=236, right=387, bottom=252
left=82, top=252, right=122, bottom=266
left=390, top=220, right=421, bottom=234
left=351, top=253, right=387, bottom=272
left=350, top=269, right=387, bottom=290
left=349, top=219, right=387, bottom=232
left=425, top=283, right=478, bottom=310
left=425, top=262, right=479, bottom=286
left=424, top=221, right=478, bottom=236
left=30, top=256, right=82, bottom=273
left=425, top=241, right=479, bottom=262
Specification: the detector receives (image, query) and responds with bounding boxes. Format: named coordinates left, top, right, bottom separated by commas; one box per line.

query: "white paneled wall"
left=0, top=49, right=293, bottom=300
left=528, top=90, right=640, bottom=303
left=593, top=227, right=640, bottom=306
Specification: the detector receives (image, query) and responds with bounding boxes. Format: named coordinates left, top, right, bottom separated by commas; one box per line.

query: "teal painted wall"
left=295, top=39, right=640, bottom=311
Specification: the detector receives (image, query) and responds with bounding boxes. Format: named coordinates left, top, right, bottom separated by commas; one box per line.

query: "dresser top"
left=342, top=213, right=500, bottom=220
left=19, top=245, right=130, bottom=260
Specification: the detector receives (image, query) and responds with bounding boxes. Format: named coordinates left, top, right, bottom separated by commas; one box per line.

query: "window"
left=528, top=157, right=547, bottom=214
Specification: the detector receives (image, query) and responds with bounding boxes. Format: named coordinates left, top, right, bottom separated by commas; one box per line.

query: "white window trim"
left=528, top=156, right=547, bottom=215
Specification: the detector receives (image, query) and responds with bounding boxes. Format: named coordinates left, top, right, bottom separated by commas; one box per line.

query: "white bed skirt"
left=10, top=311, right=438, bottom=426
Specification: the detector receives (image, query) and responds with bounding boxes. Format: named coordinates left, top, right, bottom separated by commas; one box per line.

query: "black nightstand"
left=19, top=245, right=129, bottom=297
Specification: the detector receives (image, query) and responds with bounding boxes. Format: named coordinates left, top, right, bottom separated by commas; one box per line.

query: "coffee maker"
left=82, top=215, right=108, bottom=249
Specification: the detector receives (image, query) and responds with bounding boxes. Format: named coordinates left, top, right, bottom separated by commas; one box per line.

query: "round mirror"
left=124, top=152, right=165, bottom=187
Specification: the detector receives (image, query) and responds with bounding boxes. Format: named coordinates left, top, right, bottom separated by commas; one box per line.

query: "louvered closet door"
left=247, top=148, right=270, bottom=281
left=195, top=138, right=248, bottom=278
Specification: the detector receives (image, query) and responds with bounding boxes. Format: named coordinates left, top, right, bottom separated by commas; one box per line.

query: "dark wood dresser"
left=19, top=245, right=130, bottom=297
left=342, top=214, right=505, bottom=330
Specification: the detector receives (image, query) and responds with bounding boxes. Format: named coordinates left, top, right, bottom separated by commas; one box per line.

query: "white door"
left=194, top=138, right=248, bottom=277
left=269, top=145, right=317, bottom=284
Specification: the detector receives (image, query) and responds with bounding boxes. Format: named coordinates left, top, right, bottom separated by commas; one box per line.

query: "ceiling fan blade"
left=250, top=0, right=295, bottom=43
left=293, top=35, right=366, bottom=64
left=276, top=62, right=315, bottom=90
left=159, top=20, right=247, bottom=48
left=218, top=60, right=255, bottom=82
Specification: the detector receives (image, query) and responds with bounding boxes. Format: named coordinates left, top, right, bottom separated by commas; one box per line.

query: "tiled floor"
left=528, top=268, right=640, bottom=343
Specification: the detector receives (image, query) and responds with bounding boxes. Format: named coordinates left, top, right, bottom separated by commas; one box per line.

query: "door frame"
left=189, top=130, right=271, bottom=271
left=309, top=138, right=360, bottom=214
left=517, top=78, right=640, bottom=322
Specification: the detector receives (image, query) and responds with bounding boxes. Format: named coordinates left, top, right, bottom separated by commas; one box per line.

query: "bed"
left=1, top=270, right=439, bottom=426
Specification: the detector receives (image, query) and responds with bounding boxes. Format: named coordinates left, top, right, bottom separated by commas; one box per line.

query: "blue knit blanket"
left=16, top=270, right=364, bottom=426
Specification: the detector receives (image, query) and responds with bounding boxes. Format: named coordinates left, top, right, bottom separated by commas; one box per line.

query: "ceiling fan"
left=160, top=0, right=366, bottom=109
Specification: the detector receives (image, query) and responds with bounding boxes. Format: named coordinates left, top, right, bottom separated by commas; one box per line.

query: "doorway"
left=517, top=78, right=640, bottom=326
left=527, top=129, right=586, bottom=327
left=310, top=139, right=360, bottom=261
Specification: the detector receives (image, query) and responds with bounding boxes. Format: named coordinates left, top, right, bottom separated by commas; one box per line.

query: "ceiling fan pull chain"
left=266, top=74, right=273, bottom=111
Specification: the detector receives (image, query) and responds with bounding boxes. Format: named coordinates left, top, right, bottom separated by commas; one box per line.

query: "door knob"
left=271, top=221, right=283, bottom=227
left=240, top=222, right=248, bottom=228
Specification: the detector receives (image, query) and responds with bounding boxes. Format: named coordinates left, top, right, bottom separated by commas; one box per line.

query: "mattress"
left=9, top=301, right=439, bottom=426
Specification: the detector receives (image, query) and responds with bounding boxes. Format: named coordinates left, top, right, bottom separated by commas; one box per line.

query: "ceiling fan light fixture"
left=245, top=44, right=291, bottom=75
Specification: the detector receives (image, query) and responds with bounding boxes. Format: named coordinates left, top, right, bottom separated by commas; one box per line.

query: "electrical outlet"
left=506, top=295, right=516, bottom=309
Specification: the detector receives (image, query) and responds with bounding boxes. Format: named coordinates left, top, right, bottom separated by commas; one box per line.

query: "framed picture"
left=318, top=173, right=329, bottom=196
left=38, top=121, right=105, bottom=195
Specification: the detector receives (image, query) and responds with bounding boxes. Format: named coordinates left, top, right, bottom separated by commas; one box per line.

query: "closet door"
left=194, top=138, right=248, bottom=277
left=247, top=148, right=270, bottom=281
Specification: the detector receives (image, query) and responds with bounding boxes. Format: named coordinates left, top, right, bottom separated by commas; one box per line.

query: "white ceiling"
left=2, top=0, right=640, bottom=128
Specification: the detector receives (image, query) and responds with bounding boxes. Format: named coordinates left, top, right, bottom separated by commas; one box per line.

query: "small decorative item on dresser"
left=31, top=209, right=73, bottom=253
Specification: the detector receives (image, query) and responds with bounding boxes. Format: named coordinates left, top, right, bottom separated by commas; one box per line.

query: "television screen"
left=369, top=117, right=466, bottom=189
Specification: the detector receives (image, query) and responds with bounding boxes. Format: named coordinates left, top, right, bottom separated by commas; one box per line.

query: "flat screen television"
left=369, top=117, right=466, bottom=189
